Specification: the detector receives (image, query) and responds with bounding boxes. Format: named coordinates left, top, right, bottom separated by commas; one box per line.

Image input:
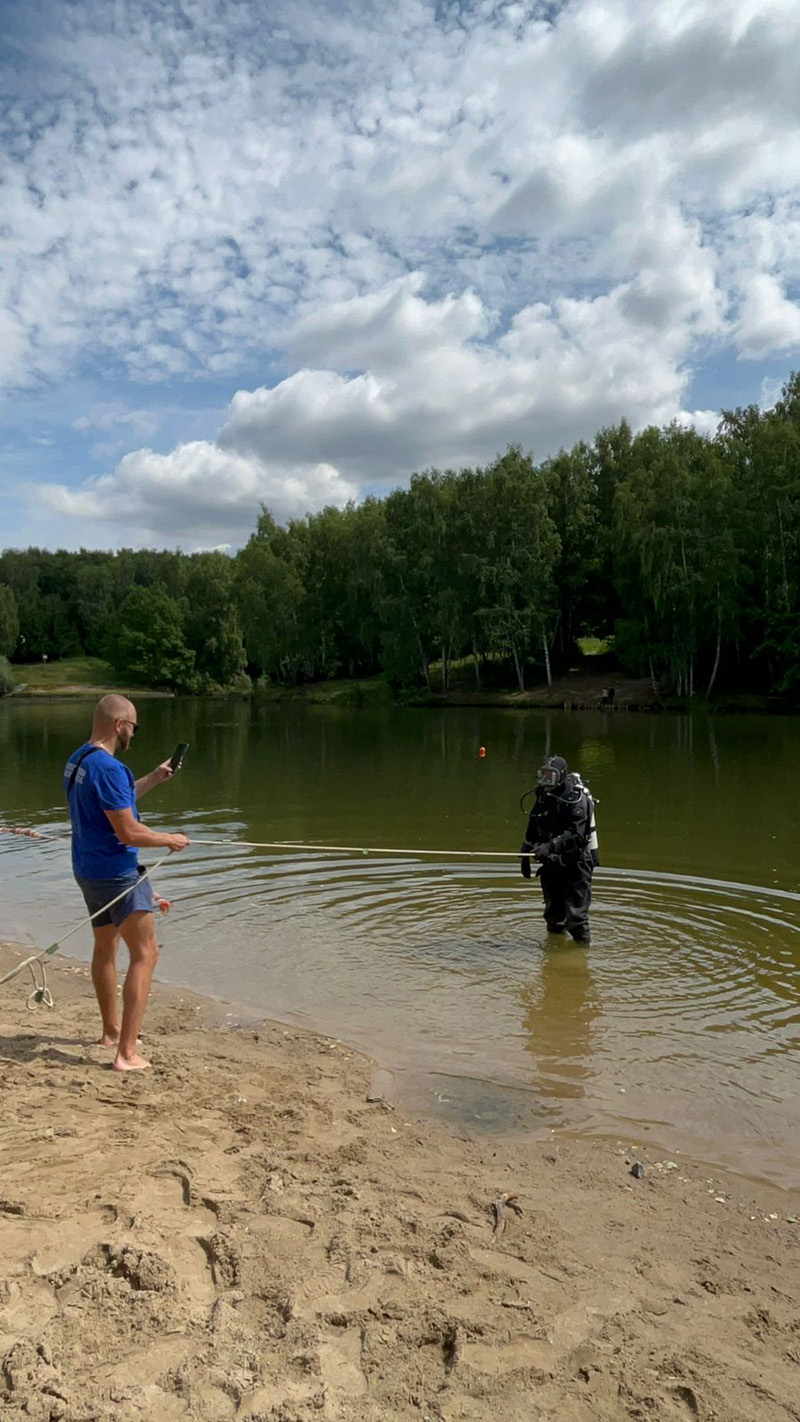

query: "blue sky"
left=2, top=0, right=800, bottom=551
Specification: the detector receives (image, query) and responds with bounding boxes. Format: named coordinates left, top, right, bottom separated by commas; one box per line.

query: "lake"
left=2, top=696, right=799, bottom=1187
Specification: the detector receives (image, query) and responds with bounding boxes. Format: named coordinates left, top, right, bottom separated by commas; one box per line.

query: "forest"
left=2, top=374, right=800, bottom=701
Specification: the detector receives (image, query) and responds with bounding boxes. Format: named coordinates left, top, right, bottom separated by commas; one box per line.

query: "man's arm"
left=134, top=761, right=174, bottom=799
left=104, top=807, right=189, bottom=853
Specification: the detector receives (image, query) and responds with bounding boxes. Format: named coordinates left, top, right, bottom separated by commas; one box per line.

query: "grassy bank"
left=4, top=657, right=172, bottom=698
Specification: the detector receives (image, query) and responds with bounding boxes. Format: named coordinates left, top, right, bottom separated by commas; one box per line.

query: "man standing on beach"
left=64, top=694, right=189, bottom=1072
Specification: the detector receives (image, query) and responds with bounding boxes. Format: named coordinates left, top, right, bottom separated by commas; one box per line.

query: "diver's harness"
left=520, top=772, right=599, bottom=869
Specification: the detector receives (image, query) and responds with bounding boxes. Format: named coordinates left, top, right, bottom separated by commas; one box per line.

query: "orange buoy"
left=478, top=746, right=486, bottom=758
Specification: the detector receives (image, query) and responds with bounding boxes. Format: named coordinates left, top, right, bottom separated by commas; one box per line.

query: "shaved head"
left=93, top=693, right=136, bottom=734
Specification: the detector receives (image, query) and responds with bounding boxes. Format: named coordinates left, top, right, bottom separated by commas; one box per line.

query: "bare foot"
left=99, top=1031, right=121, bottom=1047
left=112, top=1052, right=151, bottom=1072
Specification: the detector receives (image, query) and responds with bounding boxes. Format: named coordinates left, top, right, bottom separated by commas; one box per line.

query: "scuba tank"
left=569, top=772, right=600, bottom=867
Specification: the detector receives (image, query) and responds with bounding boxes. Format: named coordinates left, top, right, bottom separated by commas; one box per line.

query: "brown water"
left=2, top=698, right=799, bottom=1186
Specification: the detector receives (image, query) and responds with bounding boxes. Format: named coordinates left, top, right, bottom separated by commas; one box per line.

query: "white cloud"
left=222, top=267, right=719, bottom=476
left=0, top=309, right=26, bottom=387
left=759, top=374, right=785, bottom=410
left=32, top=441, right=357, bottom=546
left=73, top=404, right=162, bottom=439
left=35, top=269, right=719, bottom=545
left=736, top=274, right=800, bottom=359
left=675, top=408, right=721, bottom=438
left=4, top=0, right=800, bottom=546
left=289, top=274, right=492, bottom=374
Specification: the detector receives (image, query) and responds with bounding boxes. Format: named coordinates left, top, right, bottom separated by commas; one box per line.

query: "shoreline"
left=4, top=676, right=798, bottom=715
left=2, top=686, right=175, bottom=700
left=2, top=942, right=799, bottom=1422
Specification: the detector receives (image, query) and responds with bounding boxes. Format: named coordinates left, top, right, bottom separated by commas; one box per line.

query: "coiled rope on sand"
left=0, top=849, right=171, bottom=1009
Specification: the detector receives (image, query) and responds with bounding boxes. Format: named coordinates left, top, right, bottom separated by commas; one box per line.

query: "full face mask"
left=536, top=755, right=567, bottom=791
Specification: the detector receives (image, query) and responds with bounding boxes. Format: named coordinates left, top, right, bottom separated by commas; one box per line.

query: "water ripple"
left=2, top=836, right=799, bottom=1184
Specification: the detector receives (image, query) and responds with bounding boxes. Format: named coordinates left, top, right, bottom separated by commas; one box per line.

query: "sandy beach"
left=1, top=941, right=799, bottom=1422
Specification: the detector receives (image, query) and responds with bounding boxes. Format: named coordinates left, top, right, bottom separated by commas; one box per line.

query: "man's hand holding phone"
left=169, top=743, right=190, bottom=773
left=147, top=743, right=190, bottom=788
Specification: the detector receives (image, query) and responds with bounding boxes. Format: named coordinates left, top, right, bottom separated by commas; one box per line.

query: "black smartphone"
left=169, top=742, right=189, bottom=773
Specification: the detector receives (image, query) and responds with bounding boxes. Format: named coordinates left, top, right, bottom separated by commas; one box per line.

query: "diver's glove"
left=533, top=842, right=552, bottom=862
left=519, top=841, right=533, bottom=879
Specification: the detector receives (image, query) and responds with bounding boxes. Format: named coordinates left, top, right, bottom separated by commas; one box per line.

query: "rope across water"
left=5, top=822, right=800, bottom=1014
left=0, top=823, right=525, bottom=857
left=0, top=823, right=534, bottom=1011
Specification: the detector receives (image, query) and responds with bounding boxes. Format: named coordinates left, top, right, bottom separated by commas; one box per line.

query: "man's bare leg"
left=113, top=910, right=159, bottom=1072
left=91, top=923, right=122, bottom=1045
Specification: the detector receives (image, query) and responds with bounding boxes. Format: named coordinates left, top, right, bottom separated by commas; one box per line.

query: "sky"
left=1, top=0, right=799, bottom=552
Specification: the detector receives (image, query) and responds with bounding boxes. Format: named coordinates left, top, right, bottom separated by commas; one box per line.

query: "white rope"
left=2, top=823, right=526, bottom=859
left=0, top=827, right=535, bottom=1011
left=188, top=836, right=523, bottom=858
left=0, top=855, right=172, bottom=1009
left=0, top=824, right=535, bottom=1009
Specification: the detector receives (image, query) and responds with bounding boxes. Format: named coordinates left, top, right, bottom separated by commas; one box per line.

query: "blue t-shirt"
left=64, top=742, right=140, bottom=880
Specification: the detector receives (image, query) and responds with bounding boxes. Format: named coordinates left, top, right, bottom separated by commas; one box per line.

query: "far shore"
left=3, top=657, right=797, bottom=713
left=1, top=938, right=799, bottom=1421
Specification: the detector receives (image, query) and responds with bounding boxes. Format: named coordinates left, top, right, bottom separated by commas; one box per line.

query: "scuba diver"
left=519, top=754, right=598, bottom=944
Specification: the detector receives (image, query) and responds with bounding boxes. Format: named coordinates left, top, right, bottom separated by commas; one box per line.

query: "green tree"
left=183, top=553, right=247, bottom=688
left=586, top=419, right=635, bottom=637
left=476, top=448, right=560, bottom=691
left=109, top=586, right=197, bottom=690
left=234, top=512, right=306, bottom=680
left=380, top=483, right=437, bottom=689
left=386, top=471, right=467, bottom=694
left=719, top=375, right=800, bottom=692
left=539, top=443, right=598, bottom=666
left=74, top=560, right=124, bottom=656
left=0, top=583, right=19, bottom=657
left=336, top=498, right=387, bottom=677
left=0, top=656, right=15, bottom=695
left=614, top=424, right=736, bottom=697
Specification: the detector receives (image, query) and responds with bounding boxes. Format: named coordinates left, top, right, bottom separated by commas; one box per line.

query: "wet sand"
left=1, top=941, right=799, bottom=1422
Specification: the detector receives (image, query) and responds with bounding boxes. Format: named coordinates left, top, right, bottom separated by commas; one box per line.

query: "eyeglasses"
left=120, top=718, right=138, bottom=735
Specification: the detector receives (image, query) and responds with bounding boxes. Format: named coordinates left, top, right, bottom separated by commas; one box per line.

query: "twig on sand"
left=491, top=1191, right=523, bottom=1236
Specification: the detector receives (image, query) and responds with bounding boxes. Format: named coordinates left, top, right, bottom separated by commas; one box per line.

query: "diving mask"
left=536, top=755, right=567, bottom=790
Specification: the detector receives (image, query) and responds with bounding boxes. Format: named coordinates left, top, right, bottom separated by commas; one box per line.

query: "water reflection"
left=519, top=943, right=598, bottom=1105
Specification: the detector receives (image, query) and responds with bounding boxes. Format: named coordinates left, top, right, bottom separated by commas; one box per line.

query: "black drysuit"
left=521, top=777, right=594, bottom=943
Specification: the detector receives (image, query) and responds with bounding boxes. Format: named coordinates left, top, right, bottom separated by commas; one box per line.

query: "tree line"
left=2, top=373, right=800, bottom=699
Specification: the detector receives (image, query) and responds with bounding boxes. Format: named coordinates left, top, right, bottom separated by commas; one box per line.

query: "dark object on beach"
left=491, top=1191, right=523, bottom=1236
left=601, top=687, right=616, bottom=706
left=630, top=1162, right=646, bottom=1179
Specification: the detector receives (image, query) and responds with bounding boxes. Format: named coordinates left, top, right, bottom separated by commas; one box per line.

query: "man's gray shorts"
left=75, top=868, right=155, bottom=928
